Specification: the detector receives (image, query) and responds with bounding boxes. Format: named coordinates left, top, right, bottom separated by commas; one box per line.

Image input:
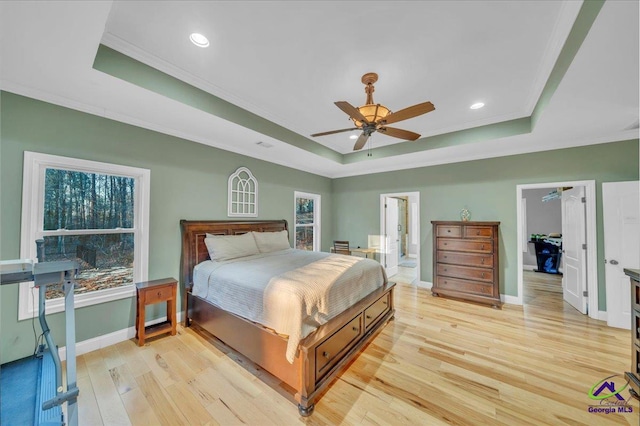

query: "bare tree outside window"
left=42, top=169, right=135, bottom=299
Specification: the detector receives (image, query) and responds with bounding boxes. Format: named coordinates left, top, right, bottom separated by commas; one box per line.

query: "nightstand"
left=135, top=277, right=177, bottom=346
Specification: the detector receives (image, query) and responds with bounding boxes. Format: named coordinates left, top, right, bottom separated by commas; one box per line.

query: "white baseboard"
left=58, top=311, right=184, bottom=361
left=415, top=281, right=432, bottom=289
left=523, top=264, right=537, bottom=271
left=501, top=294, right=522, bottom=305
left=598, top=311, right=607, bottom=322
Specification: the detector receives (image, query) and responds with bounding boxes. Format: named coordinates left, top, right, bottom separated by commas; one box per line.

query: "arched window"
left=228, top=167, right=258, bottom=217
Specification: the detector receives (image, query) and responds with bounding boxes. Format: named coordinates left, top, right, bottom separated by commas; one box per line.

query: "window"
left=19, top=152, right=150, bottom=320
left=294, top=191, right=321, bottom=251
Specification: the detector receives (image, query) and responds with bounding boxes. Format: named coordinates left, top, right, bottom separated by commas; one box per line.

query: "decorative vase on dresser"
left=431, top=221, right=501, bottom=308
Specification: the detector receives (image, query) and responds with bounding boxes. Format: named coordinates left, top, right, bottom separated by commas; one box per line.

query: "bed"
left=180, top=219, right=395, bottom=416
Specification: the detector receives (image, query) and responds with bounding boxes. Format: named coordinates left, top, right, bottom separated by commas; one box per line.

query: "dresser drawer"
left=436, top=276, right=494, bottom=297
left=633, top=279, right=640, bottom=312
left=437, top=263, right=494, bottom=283
left=463, top=226, right=494, bottom=239
left=437, top=238, right=492, bottom=253
left=316, top=314, right=362, bottom=379
left=635, top=310, right=640, bottom=343
left=436, top=225, right=461, bottom=238
left=437, top=251, right=493, bottom=268
left=142, top=285, right=174, bottom=304
left=365, top=293, right=391, bottom=330
left=634, top=344, right=640, bottom=375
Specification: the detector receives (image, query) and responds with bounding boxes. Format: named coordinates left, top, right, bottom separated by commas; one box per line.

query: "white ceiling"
left=1, top=1, right=638, bottom=178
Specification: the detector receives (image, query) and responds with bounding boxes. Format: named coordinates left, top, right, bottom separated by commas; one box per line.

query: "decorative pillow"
left=252, top=230, right=291, bottom=253
left=204, top=232, right=260, bottom=261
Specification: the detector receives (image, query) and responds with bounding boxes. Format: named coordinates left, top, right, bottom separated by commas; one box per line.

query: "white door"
left=385, top=197, right=399, bottom=276
left=562, top=186, right=588, bottom=314
left=603, top=181, right=640, bottom=329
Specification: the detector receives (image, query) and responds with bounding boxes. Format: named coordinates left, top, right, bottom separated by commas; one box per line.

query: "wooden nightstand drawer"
left=143, top=285, right=174, bottom=305
left=436, top=225, right=461, bottom=238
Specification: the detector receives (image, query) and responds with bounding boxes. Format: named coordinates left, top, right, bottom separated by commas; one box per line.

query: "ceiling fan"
left=311, top=72, right=435, bottom=151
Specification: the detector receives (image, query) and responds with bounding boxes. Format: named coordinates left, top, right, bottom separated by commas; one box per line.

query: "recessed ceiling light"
left=470, top=102, right=485, bottom=110
left=189, top=33, right=209, bottom=48
left=349, top=135, right=358, bottom=140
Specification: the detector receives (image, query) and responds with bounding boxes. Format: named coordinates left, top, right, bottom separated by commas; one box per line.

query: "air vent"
left=255, top=141, right=274, bottom=148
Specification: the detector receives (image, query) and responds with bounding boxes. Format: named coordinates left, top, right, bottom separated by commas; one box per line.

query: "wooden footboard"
left=180, top=219, right=395, bottom=415
left=187, top=283, right=394, bottom=414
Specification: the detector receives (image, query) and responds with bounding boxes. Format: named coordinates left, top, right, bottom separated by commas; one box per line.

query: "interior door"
left=385, top=197, right=399, bottom=276
left=603, top=181, right=640, bottom=329
left=561, top=186, right=588, bottom=314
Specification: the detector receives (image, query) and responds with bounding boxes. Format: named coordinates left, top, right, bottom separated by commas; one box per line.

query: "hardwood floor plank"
left=75, top=276, right=639, bottom=425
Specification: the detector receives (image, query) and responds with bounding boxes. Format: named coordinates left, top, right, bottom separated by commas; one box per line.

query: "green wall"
left=332, top=140, right=639, bottom=308
left=1, top=91, right=638, bottom=365
left=0, top=92, right=332, bottom=363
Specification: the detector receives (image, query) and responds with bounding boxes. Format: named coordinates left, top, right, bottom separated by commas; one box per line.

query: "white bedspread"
left=192, top=249, right=387, bottom=363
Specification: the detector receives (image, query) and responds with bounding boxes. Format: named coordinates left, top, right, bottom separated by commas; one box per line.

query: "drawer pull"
left=366, top=315, right=372, bottom=319
left=481, top=245, right=485, bottom=250
left=447, top=229, right=451, bottom=233
left=481, top=273, right=485, bottom=278
left=444, top=243, right=448, bottom=246
left=476, top=231, right=480, bottom=235
left=383, top=300, right=387, bottom=305
left=323, top=351, right=330, bottom=358
left=481, top=258, right=485, bottom=264
left=157, top=291, right=162, bottom=297
left=352, top=326, right=358, bottom=332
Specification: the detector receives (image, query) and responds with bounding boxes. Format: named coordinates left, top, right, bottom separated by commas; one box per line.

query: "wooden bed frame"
left=180, top=219, right=395, bottom=416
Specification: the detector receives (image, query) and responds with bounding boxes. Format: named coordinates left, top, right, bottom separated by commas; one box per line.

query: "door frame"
left=380, top=192, right=421, bottom=285
left=515, top=180, right=598, bottom=319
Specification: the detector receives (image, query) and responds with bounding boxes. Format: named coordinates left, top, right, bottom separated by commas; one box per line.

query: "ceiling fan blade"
left=311, top=128, right=358, bottom=137
left=379, top=101, right=435, bottom=125
left=353, top=133, right=369, bottom=151
left=378, top=126, right=421, bottom=141
left=335, top=101, right=369, bottom=123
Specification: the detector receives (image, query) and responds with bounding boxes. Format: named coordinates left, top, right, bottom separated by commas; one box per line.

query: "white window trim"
left=18, top=151, right=150, bottom=320
left=294, top=191, right=321, bottom=252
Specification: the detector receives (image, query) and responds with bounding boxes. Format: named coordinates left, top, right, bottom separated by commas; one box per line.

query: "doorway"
left=516, top=181, right=598, bottom=319
left=380, top=192, right=420, bottom=285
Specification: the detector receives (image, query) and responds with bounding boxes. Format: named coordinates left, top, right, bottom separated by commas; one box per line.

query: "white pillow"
left=252, top=230, right=291, bottom=253
left=204, top=232, right=259, bottom=261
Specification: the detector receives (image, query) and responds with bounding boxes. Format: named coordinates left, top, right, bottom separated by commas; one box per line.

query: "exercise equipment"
left=0, top=240, right=79, bottom=426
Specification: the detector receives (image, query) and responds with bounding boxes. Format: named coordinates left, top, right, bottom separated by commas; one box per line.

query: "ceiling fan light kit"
left=311, top=72, right=435, bottom=151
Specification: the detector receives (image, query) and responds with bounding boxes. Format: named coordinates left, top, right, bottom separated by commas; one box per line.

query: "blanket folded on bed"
left=192, top=249, right=387, bottom=363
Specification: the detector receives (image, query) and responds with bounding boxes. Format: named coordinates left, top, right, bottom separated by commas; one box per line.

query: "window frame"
left=293, top=191, right=321, bottom=252
left=18, top=151, right=150, bottom=320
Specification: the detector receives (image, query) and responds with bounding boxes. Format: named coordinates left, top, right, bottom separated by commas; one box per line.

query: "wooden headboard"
left=179, top=219, right=288, bottom=290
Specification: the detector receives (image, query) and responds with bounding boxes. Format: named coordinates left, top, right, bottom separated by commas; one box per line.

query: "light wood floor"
left=71, top=274, right=639, bottom=425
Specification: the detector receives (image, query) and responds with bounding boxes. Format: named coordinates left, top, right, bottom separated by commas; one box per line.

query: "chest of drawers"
left=431, top=221, right=501, bottom=308
left=624, top=268, right=640, bottom=399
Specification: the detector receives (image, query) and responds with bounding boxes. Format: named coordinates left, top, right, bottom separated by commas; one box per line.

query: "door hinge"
left=581, top=197, right=586, bottom=203
left=583, top=290, right=588, bottom=297
left=582, top=243, right=587, bottom=250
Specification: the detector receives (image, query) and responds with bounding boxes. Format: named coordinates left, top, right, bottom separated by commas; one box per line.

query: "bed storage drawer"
left=316, top=314, right=362, bottom=379
left=365, top=293, right=390, bottom=330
